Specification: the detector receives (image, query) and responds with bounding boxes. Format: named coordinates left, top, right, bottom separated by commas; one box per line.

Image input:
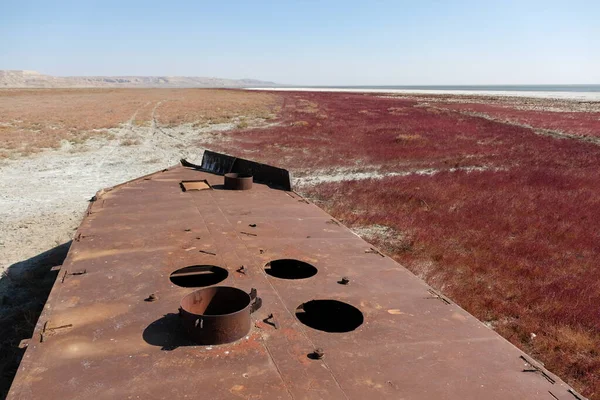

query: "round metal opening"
left=295, top=300, right=364, bottom=333
left=264, top=259, right=317, bottom=280
left=180, top=286, right=258, bottom=345
left=224, top=173, right=253, bottom=190
left=169, top=265, right=228, bottom=287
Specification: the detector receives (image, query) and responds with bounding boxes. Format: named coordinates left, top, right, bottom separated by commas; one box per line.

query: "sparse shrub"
left=395, top=133, right=422, bottom=142
left=133, top=119, right=148, bottom=127
left=291, top=120, right=309, bottom=127
left=120, top=138, right=141, bottom=146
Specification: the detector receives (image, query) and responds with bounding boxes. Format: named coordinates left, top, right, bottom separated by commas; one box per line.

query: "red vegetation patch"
left=206, top=92, right=600, bottom=174
left=431, top=102, right=600, bottom=138
left=208, top=91, right=600, bottom=399
left=206, top=93, right=490, bottom=170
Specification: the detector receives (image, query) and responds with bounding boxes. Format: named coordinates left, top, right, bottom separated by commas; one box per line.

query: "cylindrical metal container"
left=224, top=173, right=253, bottom=190
left=179, top=286, right=261, bottom=345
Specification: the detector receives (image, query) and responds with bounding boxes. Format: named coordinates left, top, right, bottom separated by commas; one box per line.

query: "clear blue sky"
left=1, top=0, right=598, bottom=85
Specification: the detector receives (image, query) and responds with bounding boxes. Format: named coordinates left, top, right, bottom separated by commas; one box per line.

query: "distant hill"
left=0, top=70, right=277, bottom=88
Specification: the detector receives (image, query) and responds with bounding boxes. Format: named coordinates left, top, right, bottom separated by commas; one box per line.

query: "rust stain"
left=451, top=312, right=468, bottom=322
left=387, top=309, right=405, bottom=315
left=47, top=333, right=146, bottom=361
left=50, top=302, right=130, bottom=327
left=71, top=246, right=173, bottom=262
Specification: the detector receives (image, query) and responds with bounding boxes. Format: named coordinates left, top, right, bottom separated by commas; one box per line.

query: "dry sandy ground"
left=0, top=117, right=268, bottom=277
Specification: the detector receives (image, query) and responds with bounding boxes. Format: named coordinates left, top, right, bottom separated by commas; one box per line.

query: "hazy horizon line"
left=4, top=70, right=599, bottom=87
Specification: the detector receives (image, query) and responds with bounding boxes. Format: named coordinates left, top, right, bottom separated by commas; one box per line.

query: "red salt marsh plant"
left=429, top=101, right=600, bottom=138
left=205, top=91, right=600, bottom=174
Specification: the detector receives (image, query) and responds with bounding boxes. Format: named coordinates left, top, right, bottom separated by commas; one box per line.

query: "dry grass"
left=291, top=120, right=309, bottom=127
left=155, top=89, right=277, bottom=127
left=236, top=120, right=250, bottom=129
left=395, top=133, right=422, bottom=142
left=0, top=88, right=279, bottom=156
left=119, top=137, right=141, bottom=146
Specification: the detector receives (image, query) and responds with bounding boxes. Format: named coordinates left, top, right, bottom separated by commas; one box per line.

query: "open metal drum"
left=179, top=286, right=261, bottom=345
left=224, top=173, right=253, bottom=190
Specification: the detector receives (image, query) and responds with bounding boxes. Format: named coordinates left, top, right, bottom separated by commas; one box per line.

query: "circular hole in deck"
left=295, top=300, right=363, bottom=332
left=169, top=265, right=228, bottom=287
left=264, top=259, right=318, bottom=280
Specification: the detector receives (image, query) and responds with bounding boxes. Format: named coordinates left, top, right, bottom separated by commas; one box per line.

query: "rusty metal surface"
left=7, top=162, right=585, bottom=400
left=179, top=286, right=261, bottom=345
left=180, top=180, right=211, bottom=192
left=224, top=173, right=253, bottom=190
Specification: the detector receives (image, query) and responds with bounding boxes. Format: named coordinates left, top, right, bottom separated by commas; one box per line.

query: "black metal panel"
left=199, top=151, right=237, bottom=175
left=189, top=150, right=293, bottom=191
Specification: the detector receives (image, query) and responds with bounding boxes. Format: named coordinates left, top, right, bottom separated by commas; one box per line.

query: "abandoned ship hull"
left=7, top=153, right=583, bottom=399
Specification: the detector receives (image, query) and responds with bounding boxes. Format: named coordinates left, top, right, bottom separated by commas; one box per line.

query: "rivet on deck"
left=427, top=288, right=452, bottom=305
left=308, top=348, right=325, bottom=360
left=365, top=247, right=385, bottom=257
left=40, top=321, right=74, bottom=342
left=61, top=269, right=87, bottom=283
left=145, top=294, right=158, bottom=302
left=264, top=313, right=279, bottom=329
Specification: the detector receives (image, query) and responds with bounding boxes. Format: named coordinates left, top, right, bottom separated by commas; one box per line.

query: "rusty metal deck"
left=7, top=160, right=584, bottom=399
